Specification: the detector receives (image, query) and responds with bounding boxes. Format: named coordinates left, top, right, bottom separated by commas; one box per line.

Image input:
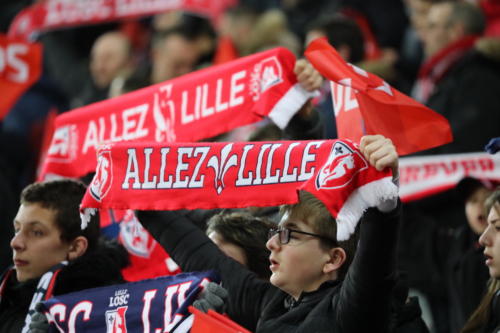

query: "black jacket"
left=0, top=238, right=128, bottom=333
left=424, top=40, right=500, bottom=155
left=139, top=203, right=401, bottom=333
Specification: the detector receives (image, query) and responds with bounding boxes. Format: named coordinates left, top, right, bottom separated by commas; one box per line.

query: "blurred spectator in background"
left=74, top=31, right=134, bottom=107
left=446, top=177, right=496, bottom=333
left=149, top=15, right=216, bottom=85
left=304, top=14, right=365, bottom=139
left=413, top=1, right=500, bottom=154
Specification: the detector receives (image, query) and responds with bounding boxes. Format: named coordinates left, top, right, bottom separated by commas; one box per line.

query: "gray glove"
left=28, top=303, right=49, bottom=333
left=193, top=282, right=228, bottom=313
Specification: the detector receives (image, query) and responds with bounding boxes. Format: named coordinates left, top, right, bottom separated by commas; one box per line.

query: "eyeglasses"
left=268, top=227, right=336, bottom=245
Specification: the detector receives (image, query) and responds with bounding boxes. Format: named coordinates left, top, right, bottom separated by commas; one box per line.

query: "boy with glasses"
left=138, top=134, right=400, bottom=332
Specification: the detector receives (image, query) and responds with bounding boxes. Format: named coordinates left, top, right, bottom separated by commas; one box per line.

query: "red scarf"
left=304, top=38, right=452, bottom=156
left=8, top=0, right=236, bottom=40
left=40, top=47, right=315, bottom=180
left=0, top=34, right=42, bottom=120
left=413, top=35, right=478, bottom=103
left=399, top=152, right=500, bottom=201
left=80, top=139, right=397, bottom=241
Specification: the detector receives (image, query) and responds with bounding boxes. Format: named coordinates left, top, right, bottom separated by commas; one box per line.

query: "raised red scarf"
left=8, top=0, right=236, bottom=40
left=81, top=139, right=398, bottom=241
left=304, top=37, right=452, bottom=156
left=40, top=47, right=315, bottom=180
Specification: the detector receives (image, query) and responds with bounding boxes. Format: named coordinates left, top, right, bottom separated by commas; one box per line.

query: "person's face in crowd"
left=479, top=203, right=500, bottom=278
left=405, top=0, right=433, bottom=41
left=151, top=34, right=200, bottom=84
left=266, top=212, right=334, bottom=300
left=208, top=231, right=248, bottom=266
left=423, top=3, right=455, bottom=58
left=90, top=33, right=131, bottom=89
left=466, top=186, right=492, bottom=235
left=11, top=203, right=72, bottom=282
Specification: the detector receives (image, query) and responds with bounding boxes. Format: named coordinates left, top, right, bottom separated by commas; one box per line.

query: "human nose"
left=266, top=232, right=280, bottom=251
left=479, top=224, right=492, bottom=247
left=10, top=231, right=25, bottom=252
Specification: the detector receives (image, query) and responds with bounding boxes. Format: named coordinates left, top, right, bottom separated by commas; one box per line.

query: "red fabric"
left=189, top=307, right=251, bottom=333
left=213, top=36, right=240, bottom=65
left=414, top=35, right=478, bottom=103
left=480, top=0, right=500, bottom=36
left=40, top=47, right=312, bottom=180
left=305, top=38, right=453, bottom=156
left=8, top=0, right=236, bottom=40
left=80, top=139, right=397, bottom=240
left=99, top=208, right=181, bottom=281
left=0, top=34, right=42, bottom=120
left=117, top=210, right=182, bottom=281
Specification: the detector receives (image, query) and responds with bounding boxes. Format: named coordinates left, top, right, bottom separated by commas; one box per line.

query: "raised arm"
left=337, top=134, right=401, bottom=332
left=137, top=210, right=271, bottom=331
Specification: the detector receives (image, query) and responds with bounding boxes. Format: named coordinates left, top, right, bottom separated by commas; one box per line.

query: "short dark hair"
left=307, top=15, right=365, bottom=63
left=449, top=1, right=485, bottom=35
left=280, top=191, right=360, bottom=279
left=20, top=179, right=100, bottom=252
left=206, top=211, right=274, bottom=279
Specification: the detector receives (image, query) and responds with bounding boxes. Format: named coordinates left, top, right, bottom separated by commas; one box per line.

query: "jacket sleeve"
left=137, top=210, right=271, bottom=331
left=336, top=202, right=401, bottom=332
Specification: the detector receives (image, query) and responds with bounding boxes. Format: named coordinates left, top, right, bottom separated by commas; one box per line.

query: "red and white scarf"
left=8, top=0, right=236, bottom=40
left=40, top=47, right=316, bottom=180
left=80, top=139, right=398, bottom=241
left=399, top=151, right=500, bottom=201
left=412, top=35, right=478, bottom=104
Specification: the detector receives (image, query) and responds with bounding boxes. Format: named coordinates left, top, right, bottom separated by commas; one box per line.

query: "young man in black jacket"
left=139, top=134, right=400, bottom=332
left=0, top=179, right=128, bottom=333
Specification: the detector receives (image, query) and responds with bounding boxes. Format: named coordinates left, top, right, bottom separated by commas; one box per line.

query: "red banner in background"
left=8, top=0, right=237, bottom=41
left=39, top=47, right=315, bottom=180
left=305, top=38, right=453, bottom=156
left=0, top=34, right=42, bottom=120
left=399, top=152, right=500, bottom=202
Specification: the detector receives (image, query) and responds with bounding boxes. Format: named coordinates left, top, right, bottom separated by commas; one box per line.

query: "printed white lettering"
left=122, top=148, right=141, bottom=189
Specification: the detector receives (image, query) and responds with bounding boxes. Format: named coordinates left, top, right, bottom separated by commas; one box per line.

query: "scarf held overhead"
left=81, top=139, right=397, bottom=241
left=40, top=47, right=315, bottom=180
left=0, top=34, right=42, bottom=120
left=8, top=0, right=236, bottom=40
left=304, top=37, right=453, bottom=156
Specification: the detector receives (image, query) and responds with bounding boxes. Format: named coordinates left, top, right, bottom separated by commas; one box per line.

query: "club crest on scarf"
left=105, top=305, right=128, bottom=333
left=119, top=210, right=156, bottom=258
left=207, top=143, right=238, bottom=194
left=250, top=56, right=283, bottom=101
left=316, top=141, right=368, bottom=190
left=90, top=149, right=113, bottom=202
left=153, top=84, right=177, bottom=143
left=46, top=124, right=78, bottom=162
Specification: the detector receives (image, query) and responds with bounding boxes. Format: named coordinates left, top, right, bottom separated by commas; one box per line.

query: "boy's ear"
left=67, top=236, right=88, bottom=261
left=323, top=247, right=346, bottom=274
